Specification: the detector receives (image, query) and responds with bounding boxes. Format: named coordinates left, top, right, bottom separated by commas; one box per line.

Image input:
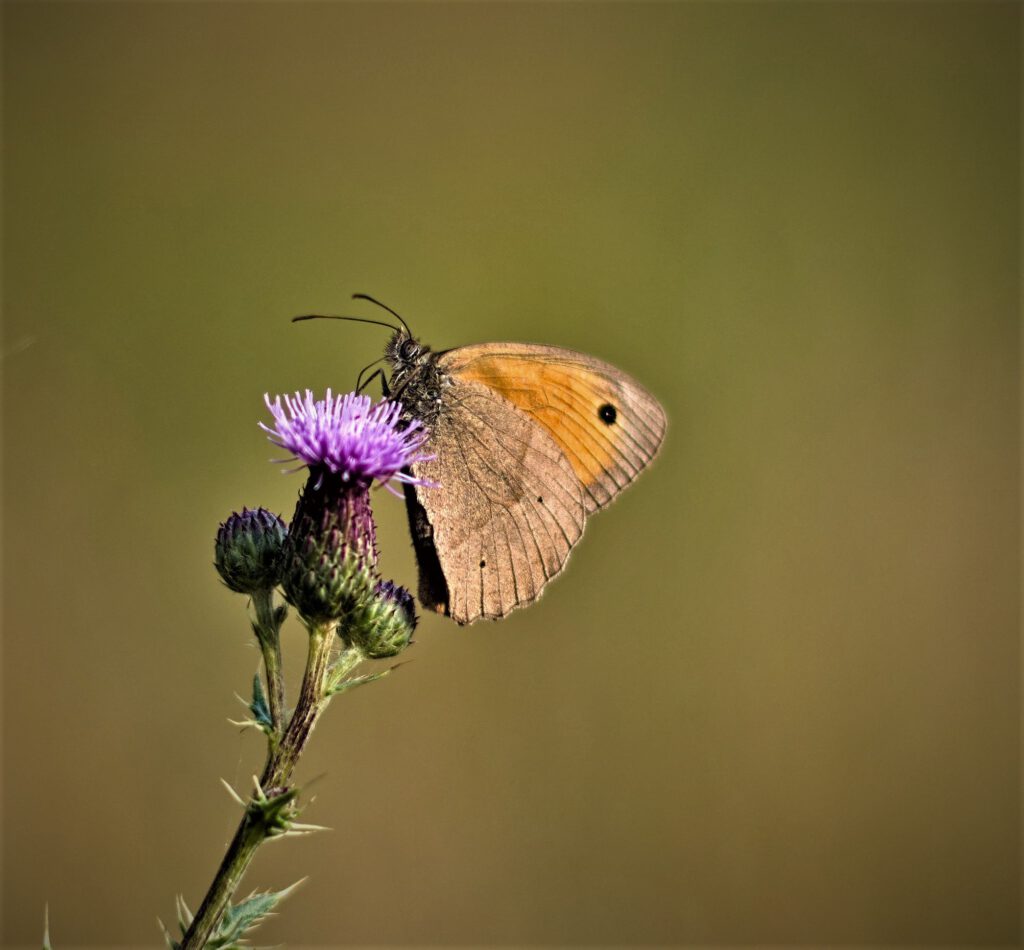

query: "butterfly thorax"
left=385, top=332, right=448, bottom=427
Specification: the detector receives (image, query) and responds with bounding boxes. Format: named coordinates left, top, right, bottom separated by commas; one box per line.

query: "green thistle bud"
left=214, top=507, right=287, bottom=594
left=347, top=580, right=417, bottom=658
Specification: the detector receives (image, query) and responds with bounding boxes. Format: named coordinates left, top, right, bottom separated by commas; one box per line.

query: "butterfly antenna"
left=351, top=293, right=414, bottom=338
left=291, top=313, right=400, bottom=334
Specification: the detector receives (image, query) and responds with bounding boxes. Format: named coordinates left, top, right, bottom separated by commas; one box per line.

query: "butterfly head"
left=292, top=295, right=434, bottom=398
left=385, top=329, right=434, bottom=381
left=386, top=329, right=423, bottom=366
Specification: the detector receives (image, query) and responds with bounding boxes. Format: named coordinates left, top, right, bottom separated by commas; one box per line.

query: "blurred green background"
left=2, top=2, right=1019, bottom=947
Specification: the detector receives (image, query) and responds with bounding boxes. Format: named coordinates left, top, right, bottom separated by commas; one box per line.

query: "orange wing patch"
left=444, top=345, right=666, bottom=512
left=453, top=356, right=615, bottom=484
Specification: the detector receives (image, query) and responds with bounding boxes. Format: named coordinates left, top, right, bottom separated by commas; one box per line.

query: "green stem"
left=252, top=589, right=285, bottom=739
left=179, top=809, right=265, bottom=949
left=180, top=621, right=340, bottom=950
left=262, top=622, right=335, bottom=788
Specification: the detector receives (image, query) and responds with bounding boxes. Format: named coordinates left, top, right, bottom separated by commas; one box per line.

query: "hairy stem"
left=262, top=623, right=334, bottom=788
left=252, top=589, right=285, bottom=738
left=180, top=621, right=340, bottom=950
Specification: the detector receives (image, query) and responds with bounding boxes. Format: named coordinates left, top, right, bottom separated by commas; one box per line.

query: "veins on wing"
left=457, top=421, right=578, bottom=552
left=453, top=426, right=557, bottom=607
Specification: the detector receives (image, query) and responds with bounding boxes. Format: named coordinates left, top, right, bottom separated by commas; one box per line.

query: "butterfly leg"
left=357, top=367, right=390, bottom=397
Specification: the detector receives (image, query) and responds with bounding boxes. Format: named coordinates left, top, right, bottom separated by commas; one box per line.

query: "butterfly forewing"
left=440, top=344, right=667, bottom=512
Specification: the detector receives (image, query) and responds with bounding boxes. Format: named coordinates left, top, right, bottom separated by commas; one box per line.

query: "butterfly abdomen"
left=401, top=481, right=450, bottom=618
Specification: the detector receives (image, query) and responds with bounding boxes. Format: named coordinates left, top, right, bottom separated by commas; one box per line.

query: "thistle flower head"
left=265, top=390, right=433, bottom=625
left=261, top=390, right=431, bottom=491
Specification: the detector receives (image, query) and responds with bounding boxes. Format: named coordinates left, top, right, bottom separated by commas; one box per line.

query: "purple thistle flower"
left=264, top=390, right=433, bottom=626
left=261, top=390, right=432, bottom=493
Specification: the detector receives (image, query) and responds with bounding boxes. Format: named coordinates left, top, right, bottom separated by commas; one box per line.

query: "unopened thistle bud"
left=347, top=580, right=417, bottom=658
left=261, top=389, right=432, bottom=626
left=214, top=507, right=287, bottom=594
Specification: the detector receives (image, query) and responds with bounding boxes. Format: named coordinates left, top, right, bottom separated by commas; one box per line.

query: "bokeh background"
left=2, top=2, right=1019, bottom=947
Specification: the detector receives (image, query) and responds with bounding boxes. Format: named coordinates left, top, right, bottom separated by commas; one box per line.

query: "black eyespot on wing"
left=479, top=559, right=486, bottom=569
left=598, top=403, right=617, bottom=425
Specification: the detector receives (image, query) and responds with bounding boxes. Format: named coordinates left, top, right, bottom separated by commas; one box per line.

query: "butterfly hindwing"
left=407, top=378, right=586, bottom=624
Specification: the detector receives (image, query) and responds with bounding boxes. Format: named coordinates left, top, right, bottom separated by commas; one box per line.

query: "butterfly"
left=296, top=295, right=667, bottom=624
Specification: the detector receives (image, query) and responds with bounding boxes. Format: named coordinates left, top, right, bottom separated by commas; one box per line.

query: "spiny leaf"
left=324, top=648, right=362, bottom=694
left=249, top=675, right=272, bottom=731
left=327, top=667, right=387, bottom=696
left=226, top=716, right=262, bottom=732
left=221, top=777, right=247, bottom=807
left=327, top=667, right=396, bottom=697
left=176, top=894, right=195, bottom=930
left=206, top=880, right=304, bottom=948
left=283, top=820, right=330, bottom=836
left=249, top=781, right=300, bottom=837
left=157, top=916, right=182, bottom=950
left=228, top=676, right=275, bottom=736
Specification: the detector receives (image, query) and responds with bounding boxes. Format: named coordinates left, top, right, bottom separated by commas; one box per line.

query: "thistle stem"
left=263, top=623, right=334, bottom=788
left=180, top=621, right=341, bottom=950
left=179, top=808, right=266, bottom=950
left=252, top=589, right=285, bottom=738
